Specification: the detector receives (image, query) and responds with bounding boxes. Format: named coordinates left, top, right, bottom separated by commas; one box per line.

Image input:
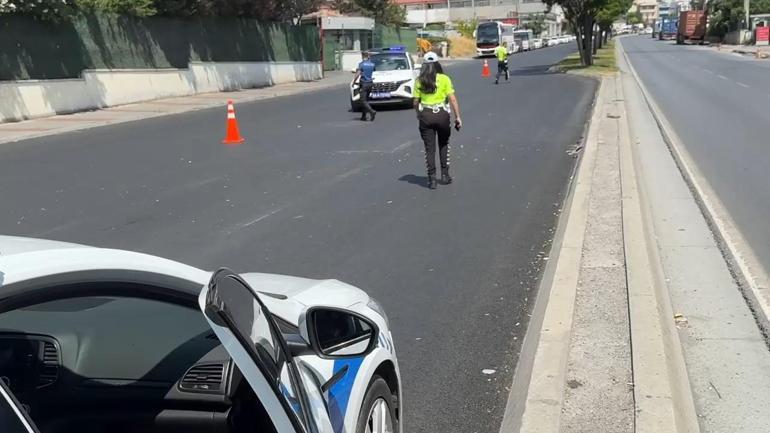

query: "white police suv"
left=0, top=236, right=401, bottom=433
left=350, top=46, right=419, bottom=111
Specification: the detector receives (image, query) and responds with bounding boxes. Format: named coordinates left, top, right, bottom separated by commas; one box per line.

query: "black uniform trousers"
left=496, top=60, right=509, bottom=81
left=418, top=109, right=451, bottom=177
left=359, top=81, right=376, bottom=115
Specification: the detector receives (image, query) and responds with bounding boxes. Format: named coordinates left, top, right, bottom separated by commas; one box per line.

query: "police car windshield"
left=370, top=53, right=409, bottom=71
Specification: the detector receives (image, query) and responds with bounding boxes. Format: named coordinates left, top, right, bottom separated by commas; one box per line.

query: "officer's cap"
left=423, top=52, right=439, bottom=63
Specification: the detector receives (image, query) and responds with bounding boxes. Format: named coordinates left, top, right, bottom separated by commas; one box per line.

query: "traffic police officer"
left=355, top=51, right=377, bottom=121
left=494, top=44, right=512, bottom=85
left=413, top=52, right=462, bottom=190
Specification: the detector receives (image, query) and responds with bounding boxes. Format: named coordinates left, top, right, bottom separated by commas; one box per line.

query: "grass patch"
left=447, top=36, right=477, bottom=58
left=557, top=39, right=617, bottom=75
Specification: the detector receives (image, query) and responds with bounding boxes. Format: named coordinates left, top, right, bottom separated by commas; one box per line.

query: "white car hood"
left=372, top=70, right=415, bottom=83
left=241, top=272, right=370, bottom=325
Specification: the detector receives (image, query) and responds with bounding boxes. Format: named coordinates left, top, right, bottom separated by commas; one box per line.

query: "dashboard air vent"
left=179, top=363, right=224, bottom=393
left=38, top=342, right=60, bottom=388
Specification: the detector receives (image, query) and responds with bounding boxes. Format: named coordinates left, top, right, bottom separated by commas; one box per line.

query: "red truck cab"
left=677, top=10, right=708, bottom=44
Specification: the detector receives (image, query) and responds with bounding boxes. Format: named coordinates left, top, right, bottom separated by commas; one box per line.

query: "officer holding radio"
left=413, top=52, right=462, bottom=190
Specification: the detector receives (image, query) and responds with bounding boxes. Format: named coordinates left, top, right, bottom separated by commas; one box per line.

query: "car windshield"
left=476, top=23, right=499, bottom=44
left=370, top=53, right=409, bottom=71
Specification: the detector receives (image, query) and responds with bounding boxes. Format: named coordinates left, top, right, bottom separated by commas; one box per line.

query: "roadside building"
left=393, top=0, right=565, bottom=37
left=631, top=0, right=658, bottom=25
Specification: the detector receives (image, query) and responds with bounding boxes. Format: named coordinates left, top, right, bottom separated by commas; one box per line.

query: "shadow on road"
left=399, top=174, right=429, bottom=189
left=508, top=64, right=558, bottom=76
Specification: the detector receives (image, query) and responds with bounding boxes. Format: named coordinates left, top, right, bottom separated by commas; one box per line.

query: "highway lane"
left=0, top=44, right=595, bottom=432
left=622, top=35, right=770, bottom=280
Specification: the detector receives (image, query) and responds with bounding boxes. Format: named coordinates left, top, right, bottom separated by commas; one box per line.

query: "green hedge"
left=0, top=12, right=320, bottom=81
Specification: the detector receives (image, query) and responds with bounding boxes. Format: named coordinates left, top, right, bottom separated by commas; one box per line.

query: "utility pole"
left=447, top=0, right=451, bottom=27
left=745, top=0, right=750, bottom=30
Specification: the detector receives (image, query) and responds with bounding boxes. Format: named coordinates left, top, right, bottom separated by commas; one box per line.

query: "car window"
left=0, top=382, right=36, bottom=433
left=370, top=54, right=409, bottom=71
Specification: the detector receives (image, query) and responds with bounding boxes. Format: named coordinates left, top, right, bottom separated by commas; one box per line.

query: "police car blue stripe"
left=328, top=357, right=364, bottom=433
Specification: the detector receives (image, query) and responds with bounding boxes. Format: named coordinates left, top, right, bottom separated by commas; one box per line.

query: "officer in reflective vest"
left=413, top=52, right=463, bottom=190
left=355, top=52, right=377, bottom=122
left=494, top=44, right=512, bottom=85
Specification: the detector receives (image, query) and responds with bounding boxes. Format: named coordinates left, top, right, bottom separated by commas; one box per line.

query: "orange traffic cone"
left=222, top=100, right=245, bottom=145
left=482, top=59, right=490, bottom=78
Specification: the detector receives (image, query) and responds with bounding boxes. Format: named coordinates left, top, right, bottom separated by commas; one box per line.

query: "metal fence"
left=0, top=13, right=320, bottom=81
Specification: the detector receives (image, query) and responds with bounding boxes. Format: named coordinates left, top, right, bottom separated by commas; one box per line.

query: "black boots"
left=441, top=172, right=453, bottom=184
left=427, top=171, right=451, bottom=189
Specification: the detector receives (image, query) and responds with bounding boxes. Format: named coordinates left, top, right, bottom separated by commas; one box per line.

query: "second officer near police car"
left=413, top=51, right=462, bottom=190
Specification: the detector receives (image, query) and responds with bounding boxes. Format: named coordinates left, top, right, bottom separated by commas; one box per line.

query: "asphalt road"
left=0, top=44, right=595, bottom=433
left=622, top=35, right=770, bottom=282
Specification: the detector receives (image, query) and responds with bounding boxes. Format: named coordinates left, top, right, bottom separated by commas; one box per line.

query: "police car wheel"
left=356, top=376, right=398, bottom=433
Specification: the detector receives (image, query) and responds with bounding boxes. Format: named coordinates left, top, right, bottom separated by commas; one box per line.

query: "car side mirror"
left=299, top=307, right=378, bottom=358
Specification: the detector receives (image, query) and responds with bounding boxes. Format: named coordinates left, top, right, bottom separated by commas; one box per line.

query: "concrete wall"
left=0, top=61, right=322, bottom=123
left=724, top=30, right=752, bottom=45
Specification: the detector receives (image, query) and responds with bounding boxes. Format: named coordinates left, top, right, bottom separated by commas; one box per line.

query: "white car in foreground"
left=351, top=46, right=418, bottom=111
left=0, top=236, right=401, bottom=433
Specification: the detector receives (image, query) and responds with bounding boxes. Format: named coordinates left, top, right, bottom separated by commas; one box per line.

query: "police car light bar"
left=380, top=45, right=406, bottom=52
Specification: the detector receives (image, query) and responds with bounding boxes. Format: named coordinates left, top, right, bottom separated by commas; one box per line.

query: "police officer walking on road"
left=355, top=51, right=377, bottom=122
left=413, top=52, right=462, bottom=190
left=494, top=44, right=512, bottom=85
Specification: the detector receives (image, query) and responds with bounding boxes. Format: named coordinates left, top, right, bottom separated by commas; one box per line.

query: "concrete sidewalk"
left=0, top=71, right=352, bottom=145
left=511, top=72, right=697, bottom=433
left=711, top=43, right=770, bottom=58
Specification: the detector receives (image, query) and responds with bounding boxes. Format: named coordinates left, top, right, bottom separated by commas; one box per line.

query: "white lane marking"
left=334, top=150, right=386, bottom=154
left=391, top=140, right=415, bottom=153
left=737, top=82, right=750, bottom=88
left=703, top=69, right=714, bottom=74
left=717, top=74, right=729, bottom=80
left=333, top=166, right=366, bottom=182
left=242, top=207, right=283, bottom=228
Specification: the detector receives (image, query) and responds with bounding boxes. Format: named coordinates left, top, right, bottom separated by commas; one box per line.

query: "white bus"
left=475, top=21, right=515, bottom=57
left=513, top=29, right=534, bottom=51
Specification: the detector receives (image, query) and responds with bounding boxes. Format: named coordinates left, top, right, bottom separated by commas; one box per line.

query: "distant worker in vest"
left=355, top=51, right=377, bottom=121
left=413, top=52, right=462, bottom=190
left=494, top=44, right=512, bottom=85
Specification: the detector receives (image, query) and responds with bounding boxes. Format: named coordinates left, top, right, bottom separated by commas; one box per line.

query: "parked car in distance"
left=532, top=38, right=544, bottom=49
left=547, top=37, right=559, bottom=47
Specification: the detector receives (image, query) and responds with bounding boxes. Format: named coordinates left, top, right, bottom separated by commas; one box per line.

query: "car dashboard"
left=0, top=296, right=277, bottom=433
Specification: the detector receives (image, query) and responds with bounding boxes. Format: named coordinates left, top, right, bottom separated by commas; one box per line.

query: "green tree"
left=456, top=18, right=478, bottom=38
left=523, top=13, right=547, bottom=35
left=596, top=0, right=631, bottom=45
left=76, top=0, right=156, bottom=16
left=0, top=0, right=71, bottom=19
left=544, top=0, right=611, bottom=66
left=627, top=10, right=643, bottom=25
left=332, top=0, right=405, bottom=25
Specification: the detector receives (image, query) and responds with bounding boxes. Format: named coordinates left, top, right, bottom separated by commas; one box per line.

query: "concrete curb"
left=504, top=78, right=605, bottom=433
left=617, top=38, right=770, bottom=344
left=613, top=61, right=701, bottom=433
